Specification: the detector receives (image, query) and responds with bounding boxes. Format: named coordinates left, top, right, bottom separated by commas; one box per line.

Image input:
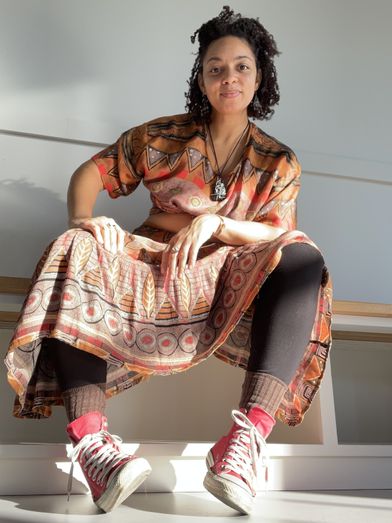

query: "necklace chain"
left=206, top=121, right=250, bottom=201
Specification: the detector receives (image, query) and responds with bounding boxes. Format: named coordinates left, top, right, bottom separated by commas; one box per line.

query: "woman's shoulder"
left=250, top=122, right=299, bottom=165
left=145, top=112, right=201, bottom=140
left=128, top=113, right=198, bottom=134
left=123, top=113, right=201, bottom=148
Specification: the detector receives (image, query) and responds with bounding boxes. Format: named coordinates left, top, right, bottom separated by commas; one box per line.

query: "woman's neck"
left=208, top=111, right=250, bottom=144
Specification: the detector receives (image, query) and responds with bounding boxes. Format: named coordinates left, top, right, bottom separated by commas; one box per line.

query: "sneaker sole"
left=96, top=457, right=152, bottom=513
left=203, top=470, right=254, bottom=515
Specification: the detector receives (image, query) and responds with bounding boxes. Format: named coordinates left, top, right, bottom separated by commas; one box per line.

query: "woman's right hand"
left=70, top=216, right=126, bottom=254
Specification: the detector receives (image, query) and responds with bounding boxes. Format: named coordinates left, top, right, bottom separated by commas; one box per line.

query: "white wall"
left=1, top=0, right=391, bottom=301
left=1, top=0, right=391, bottom=443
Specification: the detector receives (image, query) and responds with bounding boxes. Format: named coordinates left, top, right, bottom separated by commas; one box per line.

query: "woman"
left=4, top=6, right=332, bottom=515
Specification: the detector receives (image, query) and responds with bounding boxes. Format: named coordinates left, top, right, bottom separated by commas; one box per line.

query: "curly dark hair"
left=185, top=5, right=281, bottom=123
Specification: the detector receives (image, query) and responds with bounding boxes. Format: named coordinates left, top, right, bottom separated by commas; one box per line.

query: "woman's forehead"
left=203, top=36, right=256, bottom=62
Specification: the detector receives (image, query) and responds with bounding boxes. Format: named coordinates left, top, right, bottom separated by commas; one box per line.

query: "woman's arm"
left=67, top=159, right=104, bottom=227
left=161, top=213, right=286, bottom=281
left=67, top=159, right=126, bottom=254
left=145, top=212, right=284, bottom=243
left=212, top=216, right=286, bottom=244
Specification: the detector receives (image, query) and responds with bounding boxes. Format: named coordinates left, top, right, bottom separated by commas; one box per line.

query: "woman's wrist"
left=68, top=216, right=91, bottom=228
left=212, top=215, right=226, bottom=240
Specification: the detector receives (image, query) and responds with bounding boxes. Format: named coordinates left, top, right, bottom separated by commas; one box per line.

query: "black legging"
left=248, top=242, right=325, bottom=384
left=50, top=242, right=325, bottom=391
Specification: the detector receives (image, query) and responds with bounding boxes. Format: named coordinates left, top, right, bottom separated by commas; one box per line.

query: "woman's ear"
left=255, top=69, right=262, bottom=90
left=198, top=72, right=205, bottom=94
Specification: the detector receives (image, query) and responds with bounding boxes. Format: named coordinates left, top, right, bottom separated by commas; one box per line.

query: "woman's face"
left=198, top=35, right=261, bottom=119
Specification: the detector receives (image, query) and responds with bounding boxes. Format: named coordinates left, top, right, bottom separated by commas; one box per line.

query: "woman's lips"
left=221, top=91, right=240, bottom=98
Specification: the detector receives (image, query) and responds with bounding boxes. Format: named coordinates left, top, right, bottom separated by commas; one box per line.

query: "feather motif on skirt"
left=72, top=238, right=93, bottom=275
left=180, top=273, right=191, bottom=317
left=142, top=272, right=156, bottom=318
left=108, top=256, right=121, bottom=293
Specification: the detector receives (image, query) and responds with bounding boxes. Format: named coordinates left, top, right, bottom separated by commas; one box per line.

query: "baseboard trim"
left=1, top=442, right=392, bottom=495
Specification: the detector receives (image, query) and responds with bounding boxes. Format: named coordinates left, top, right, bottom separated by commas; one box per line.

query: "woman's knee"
left=275, top=242, right=325, bottom=281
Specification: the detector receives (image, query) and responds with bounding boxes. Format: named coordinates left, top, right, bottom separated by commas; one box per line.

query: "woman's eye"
left=209, top=64, right=249, bottom=73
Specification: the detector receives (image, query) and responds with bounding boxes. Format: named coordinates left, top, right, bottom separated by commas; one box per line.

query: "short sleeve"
left=253, top=153, right=301, bottom=231
left=91, top=123, right=147, bottom=199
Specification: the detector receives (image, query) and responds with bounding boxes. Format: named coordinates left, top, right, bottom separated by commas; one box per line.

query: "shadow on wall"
left=0, top=177, right=151, bottom=277
left=0, top=179, right=67, bottom=277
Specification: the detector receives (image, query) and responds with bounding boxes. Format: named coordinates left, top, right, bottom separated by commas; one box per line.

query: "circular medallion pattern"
left=104, top=310, right=122, bottom=336
left=179, top=329, right=197, bottom=353
left=157, top=333, right=178, bottom=356
left=223, top=289, right=236, bottom=308
left=230, top=324, right=249, bottom=347
left=42, top=287, right=62, bottom=312
left=229, top=270, right=246, bottom=291
left=82, top=300, right=103, bottom=323
left=24, top=289, right=42, bottom=314
left=190, top=196, right=202, bottom=207
left=212, top=307, right=227, bottom=329
left=238, top=252, right=257, bottom=272
left=137, top=329, right=157, bottom=353
left=61, top=285, right=81, bottom=310
left=199, top=326, right=216, bottom=346
left=123, top=324, right=137, bottom=347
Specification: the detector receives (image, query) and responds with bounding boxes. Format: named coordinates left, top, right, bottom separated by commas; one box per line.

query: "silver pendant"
left=212, top=176, right=227, bottom=201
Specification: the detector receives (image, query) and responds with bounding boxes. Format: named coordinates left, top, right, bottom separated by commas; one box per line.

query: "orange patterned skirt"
left=5, top=224, right=332, bottom=425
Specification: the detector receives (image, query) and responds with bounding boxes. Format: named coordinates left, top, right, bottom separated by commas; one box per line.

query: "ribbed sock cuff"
left=239, top=371, right=288, bottom=418
left=62, top=383, right=106, bottom=423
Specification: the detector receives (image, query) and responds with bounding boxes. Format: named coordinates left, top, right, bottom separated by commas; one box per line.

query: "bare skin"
left=67, top=36, right=285, bottom=280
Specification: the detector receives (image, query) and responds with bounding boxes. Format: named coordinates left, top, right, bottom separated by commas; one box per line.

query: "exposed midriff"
left=143, top=212, right=195, bottom=234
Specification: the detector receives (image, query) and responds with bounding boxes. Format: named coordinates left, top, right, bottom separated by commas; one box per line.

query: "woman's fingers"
left=161, top=242, right=182, bottom=280
left=167, top=248, right=180, bottom=281
left=88, top=223, right=104, bottom=245
left=160, top=246, right=170, bottom=276
left=160, top=213, right=219, bottom=280
left=118, top=228, right=126, bottom=252
left=177, top=240, right=194, bottom=278
left=186, top=244, right=198, bottom=270
left=161, top=240, right=199, bottom=281
left=77, top=217, right=125, bottom=254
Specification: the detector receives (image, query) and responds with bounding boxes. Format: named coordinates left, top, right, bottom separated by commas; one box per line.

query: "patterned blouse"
left=92, top=112, right=300, bottom=232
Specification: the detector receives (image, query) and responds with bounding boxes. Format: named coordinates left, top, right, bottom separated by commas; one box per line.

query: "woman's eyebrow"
left=207, top=55, right=252, bottom=63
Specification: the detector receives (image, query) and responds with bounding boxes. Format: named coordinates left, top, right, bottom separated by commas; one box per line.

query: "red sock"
left=244, top=405, right=276, bottom=439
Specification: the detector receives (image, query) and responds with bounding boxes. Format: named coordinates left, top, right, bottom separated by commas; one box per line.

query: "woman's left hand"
left=160, top=214, right=221, bottom=280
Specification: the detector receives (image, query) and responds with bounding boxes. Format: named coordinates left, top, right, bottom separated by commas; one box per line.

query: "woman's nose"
left=221, top=67, right=238, bottom=83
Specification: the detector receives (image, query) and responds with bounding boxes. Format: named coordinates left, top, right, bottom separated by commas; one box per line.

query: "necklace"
left=206, top=121, right=250, bottom=201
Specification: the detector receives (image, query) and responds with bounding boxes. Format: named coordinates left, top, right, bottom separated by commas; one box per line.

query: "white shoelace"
left=67, top=430, right=130, bottom=500
left=222, top=409, right=269, bottom=488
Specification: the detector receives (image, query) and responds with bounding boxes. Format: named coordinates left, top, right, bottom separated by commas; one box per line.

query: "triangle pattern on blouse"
left=203, top=158, right=215, bottom=184
left=242, top=158, right=255, bottom=183
left=147, top=146, right=168, bottom=169
left=103, top=144, right=118, bottom=158
left=187, top=147, right=205, bottom=171
left=167, top=151, right=183, bottom=170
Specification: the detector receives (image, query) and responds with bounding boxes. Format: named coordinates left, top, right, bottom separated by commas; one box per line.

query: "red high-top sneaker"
left=203, top=408, right=270, bottom=514
left=66, top=411, right=151, bottom=512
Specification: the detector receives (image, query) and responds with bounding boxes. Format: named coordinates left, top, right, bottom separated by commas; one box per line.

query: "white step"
left=1, top=441, right=392, bottom=496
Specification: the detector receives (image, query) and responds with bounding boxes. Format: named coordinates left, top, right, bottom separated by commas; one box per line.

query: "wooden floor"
left=1, top=491, right=392, bottom=522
